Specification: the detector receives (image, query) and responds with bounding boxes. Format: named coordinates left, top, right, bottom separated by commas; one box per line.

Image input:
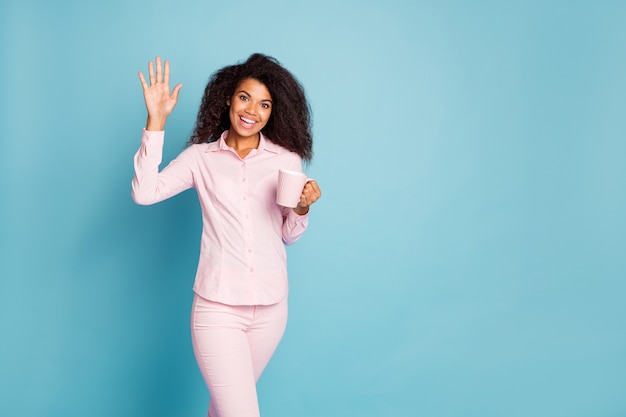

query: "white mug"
left=276, top=169, right=312, bottom=208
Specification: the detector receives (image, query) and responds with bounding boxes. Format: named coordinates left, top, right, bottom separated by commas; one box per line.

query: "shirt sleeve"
left=280, top=154, right=309, bottom=245
left=131, top=129, right=195, bottom=205
left=281, top=208, right=309, bottom=245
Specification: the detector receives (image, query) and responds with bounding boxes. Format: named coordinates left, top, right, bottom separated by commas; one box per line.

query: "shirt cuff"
left=142, top=128, right=165, bottom=145
left=288, top=208, right=309, bottom=221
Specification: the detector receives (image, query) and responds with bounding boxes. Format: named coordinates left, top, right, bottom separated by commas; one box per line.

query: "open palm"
left=138, top=57, right=183, bottom=124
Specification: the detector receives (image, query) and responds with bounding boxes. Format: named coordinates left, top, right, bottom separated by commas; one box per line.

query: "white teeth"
left=241, top=116, right=255, bottom=124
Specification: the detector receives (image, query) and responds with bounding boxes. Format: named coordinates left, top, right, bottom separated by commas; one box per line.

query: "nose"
left=244, top=101, right=256, bottom=115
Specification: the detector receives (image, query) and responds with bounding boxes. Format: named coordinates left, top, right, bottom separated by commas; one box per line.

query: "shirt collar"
left=206, top=130, right=281, bottom=155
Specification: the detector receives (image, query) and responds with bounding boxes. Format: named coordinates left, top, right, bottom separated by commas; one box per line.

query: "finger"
left=305, top=179, right=317, bottom=189
left=164, top=60, right=171, bottom=86
left=304, top=192, right=317, bottom=206
left=148, top=61, right=155, bottom=85
left=304, top=184, right=321, bottom=205
left=312, top=185, right=321, bottom=200
left=155, top=56, right=163, bottom=83
left=138, top=71, right=148, bottom=89
left=298, top=188, right=308, bottom=204
left=301, top=188, right=314, bottom=207
left=304, top=182, right=321, bottom=200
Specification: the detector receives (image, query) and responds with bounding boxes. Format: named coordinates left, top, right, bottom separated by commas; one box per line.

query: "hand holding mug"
left=276, top=169, right=321, bottom=214
left=295, top=178, right=321, bottom=214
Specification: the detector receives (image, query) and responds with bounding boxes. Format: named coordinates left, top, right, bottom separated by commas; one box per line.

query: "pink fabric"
left=132, top=129, right=309, bottom=305
left=191, top=294, right=288, bottom=417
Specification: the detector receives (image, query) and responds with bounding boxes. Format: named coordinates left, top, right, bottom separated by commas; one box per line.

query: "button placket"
left=240, top=162, right=254, bottom=273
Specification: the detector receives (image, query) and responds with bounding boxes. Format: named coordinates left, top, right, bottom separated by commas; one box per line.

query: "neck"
left=226, top=131, right=260, bottom=158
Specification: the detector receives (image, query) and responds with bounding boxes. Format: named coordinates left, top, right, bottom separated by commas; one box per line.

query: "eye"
left=260, top=103, right=270, bottom=109
left=239, top=95, right=249, bottom=101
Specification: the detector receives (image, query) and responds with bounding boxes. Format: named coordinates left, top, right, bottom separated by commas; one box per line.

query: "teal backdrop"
left=1, top=1, right=625, bottom=416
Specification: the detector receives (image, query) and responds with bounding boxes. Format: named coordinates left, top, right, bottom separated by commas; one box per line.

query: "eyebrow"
left=238, top=90, right=273, bottom=103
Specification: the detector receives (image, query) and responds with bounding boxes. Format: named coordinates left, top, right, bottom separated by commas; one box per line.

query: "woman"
left=132, top=54, right=321, bottom=417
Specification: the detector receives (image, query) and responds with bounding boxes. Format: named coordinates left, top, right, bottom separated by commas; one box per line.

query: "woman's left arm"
left=282, top=180, right=321, bottom=245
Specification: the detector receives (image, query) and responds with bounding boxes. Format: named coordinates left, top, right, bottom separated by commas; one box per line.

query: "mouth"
left=239, top=116, right=257, bottom=129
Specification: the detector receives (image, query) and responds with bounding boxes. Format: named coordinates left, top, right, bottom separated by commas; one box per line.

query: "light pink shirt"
left=132, top=129, right=309, bottom=305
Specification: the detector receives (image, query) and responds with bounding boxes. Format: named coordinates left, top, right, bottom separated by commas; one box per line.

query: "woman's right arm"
left=132, top=57, right=191, bottom=205
left=131, top=129, right=195, bottom=205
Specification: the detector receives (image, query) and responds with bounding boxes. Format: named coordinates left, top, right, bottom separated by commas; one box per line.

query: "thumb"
left=172, top=83, right=183, bottom=102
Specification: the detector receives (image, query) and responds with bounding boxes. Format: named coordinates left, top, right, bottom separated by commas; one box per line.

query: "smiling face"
left=227, top=78, right=273, bottom=141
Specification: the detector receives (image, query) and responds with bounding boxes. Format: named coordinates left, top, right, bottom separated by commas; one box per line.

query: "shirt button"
left=242, top=177, right=246, bottom=182
left=249, top=267, right=254, bottom=273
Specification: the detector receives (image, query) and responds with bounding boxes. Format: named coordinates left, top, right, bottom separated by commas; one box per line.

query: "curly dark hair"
left=188, top=53, right=313, bottom=161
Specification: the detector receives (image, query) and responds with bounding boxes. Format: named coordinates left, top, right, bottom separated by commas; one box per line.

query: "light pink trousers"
left=191, top=294, right=288, bottom=417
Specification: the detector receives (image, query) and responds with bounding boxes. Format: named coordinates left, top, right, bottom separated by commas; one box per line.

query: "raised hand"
left=138, top=56, right=183, bottom=131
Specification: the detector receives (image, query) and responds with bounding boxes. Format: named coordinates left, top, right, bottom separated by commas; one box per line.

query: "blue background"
left=1, top=0, right=625, bottom=416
